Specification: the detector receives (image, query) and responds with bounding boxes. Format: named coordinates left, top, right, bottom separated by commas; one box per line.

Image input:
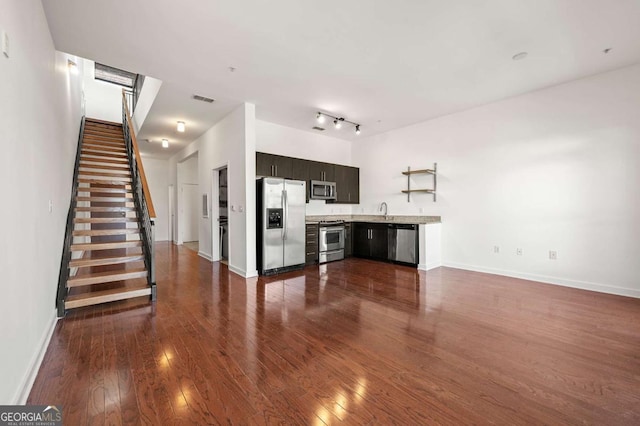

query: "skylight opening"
left=94, top=63, right=136, bottom=88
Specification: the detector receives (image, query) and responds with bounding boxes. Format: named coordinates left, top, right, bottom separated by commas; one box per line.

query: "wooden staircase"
left=61, top=118, right=153, bottom=311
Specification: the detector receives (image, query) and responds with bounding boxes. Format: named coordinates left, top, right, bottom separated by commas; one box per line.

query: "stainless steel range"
left=318, top=220, right=345, bottom=263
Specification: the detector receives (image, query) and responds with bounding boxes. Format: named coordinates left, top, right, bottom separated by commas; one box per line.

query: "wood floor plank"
left=28, top=244, right=640, bottom=425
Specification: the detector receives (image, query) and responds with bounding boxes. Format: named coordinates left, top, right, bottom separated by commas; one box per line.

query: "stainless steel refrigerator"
left=256, top=178, right=306, bottom=275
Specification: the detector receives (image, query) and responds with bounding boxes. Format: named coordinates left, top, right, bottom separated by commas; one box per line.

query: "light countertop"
left=306, top=215, right=441, bottom=225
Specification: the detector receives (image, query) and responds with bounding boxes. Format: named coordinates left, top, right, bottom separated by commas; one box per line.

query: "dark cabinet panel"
left=352, top=222, right=389, bottom=261
left=291, top=158, right=310, bottom=182
left=344, top=223, right=353, bottom=257
left=353, top=223, right=370, bottom=258
left=370, top=224, right=389, bottom=260
left=256, top=152, right=275, bottom=177
left=305, top=223, right=319, bottom=265
left=308, top=161, right=335, bottom=182
left=333, top=165, right=359, bottom=204
left=256, top=153, right=293, bottom=178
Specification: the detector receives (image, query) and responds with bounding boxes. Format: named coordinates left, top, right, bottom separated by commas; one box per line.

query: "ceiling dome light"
left=334, top=119, right=342, bottom=130
left=316, top=112, right=325, bottom=124
left=512, top=52, right=528, bottom=61
left=162, top=139, right=169, bottom=148
left=355, top=125, right=361, bottom=135
left=176, top=121, right=186, bottom=132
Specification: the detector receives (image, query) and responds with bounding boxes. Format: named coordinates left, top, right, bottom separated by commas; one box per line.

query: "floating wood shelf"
left=402, top=169, right=436, bottom=176
left=403, top=163, right=437, bottom=202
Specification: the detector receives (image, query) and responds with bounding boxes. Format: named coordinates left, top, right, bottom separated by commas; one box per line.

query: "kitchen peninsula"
left=306, top=215, right=442, bottom=271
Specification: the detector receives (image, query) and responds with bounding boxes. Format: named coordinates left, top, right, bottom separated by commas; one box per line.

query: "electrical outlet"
left=493, top=246, right=500, bottom=254
left=549, top=250, right=557, bottom=260
left=516, top=248, right=523, bottom=256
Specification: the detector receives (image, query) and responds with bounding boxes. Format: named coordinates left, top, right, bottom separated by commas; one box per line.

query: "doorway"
left=181, top=183, right=199, bottom=251
left=218, top=167, right=228, bottom=264
left=176, top=153, right=199, bottom=249
left=211, top=163, right=229, bottom=264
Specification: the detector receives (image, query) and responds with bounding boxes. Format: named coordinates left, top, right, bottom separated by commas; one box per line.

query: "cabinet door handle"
left=271, top=165, right=274, bottom=176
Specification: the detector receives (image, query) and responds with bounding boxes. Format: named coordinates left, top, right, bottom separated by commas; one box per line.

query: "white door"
left=182, top=184, right=199, bottom=242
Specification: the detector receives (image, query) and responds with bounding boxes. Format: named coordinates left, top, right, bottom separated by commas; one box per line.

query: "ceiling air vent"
left=193, top=94, right=215, bottom=103
left=312, top=126, right=325, bottom=131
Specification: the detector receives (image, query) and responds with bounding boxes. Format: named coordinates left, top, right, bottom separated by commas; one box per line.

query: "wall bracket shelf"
left=401, top=163, right=437, bottom=202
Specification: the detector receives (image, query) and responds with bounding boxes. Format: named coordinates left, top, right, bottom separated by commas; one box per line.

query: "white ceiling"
left=43, top=0, right=640, bottom=153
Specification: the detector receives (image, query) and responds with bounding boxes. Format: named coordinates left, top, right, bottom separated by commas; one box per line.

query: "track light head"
left=355, top=125, right=361, bottom=135
left=316, top=112, right=325, bottom=124
left=334, top=119, right=341, bottom=129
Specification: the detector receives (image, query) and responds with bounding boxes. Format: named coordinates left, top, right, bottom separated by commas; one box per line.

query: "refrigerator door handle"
left=282, top=189, right=288, bottom=240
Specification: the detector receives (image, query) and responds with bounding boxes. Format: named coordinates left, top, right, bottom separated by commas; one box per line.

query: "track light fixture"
left=316, top=112, right=361, bottom=135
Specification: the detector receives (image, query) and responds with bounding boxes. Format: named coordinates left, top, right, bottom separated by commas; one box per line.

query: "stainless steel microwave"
left=309, top=180, right=337, bottom=200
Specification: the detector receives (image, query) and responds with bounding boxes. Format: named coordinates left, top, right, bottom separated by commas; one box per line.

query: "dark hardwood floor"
left=29, top=242, right=640, bottom=425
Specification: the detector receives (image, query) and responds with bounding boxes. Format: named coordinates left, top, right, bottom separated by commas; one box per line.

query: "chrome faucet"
left=379, top=202, right=388, bottom=220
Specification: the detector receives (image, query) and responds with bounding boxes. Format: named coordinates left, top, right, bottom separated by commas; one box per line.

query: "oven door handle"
left=321, top=226, right=344, bottom=232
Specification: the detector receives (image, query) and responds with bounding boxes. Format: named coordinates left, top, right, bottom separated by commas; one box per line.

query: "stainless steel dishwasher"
left=388, top=224, right=419, bottom=266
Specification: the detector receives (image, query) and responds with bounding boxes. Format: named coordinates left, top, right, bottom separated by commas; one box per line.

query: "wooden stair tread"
left=64, top=285, right=151, bottom=309
left=67, top=268, right=148, bottom=287
left=75, top=206, right=136, bottom=212
left=81, top=148, right=127, bottom=157
left=82, top=143, right=126, bottom=153
left=85, top=118, right=122, bottom=127
left=76, top=196, right=134, bottom=202
left=71, top=241, right=143, bottom=251
left=76, top=186, right=132, bottom=194
left=74, top=217, right=138, bottom=223
left=79, top=162, right=129, bottom=170
left=69, top=254, right=145, bottom=268
left=78, top=170, right=131, bottom=178
left=72, top=228, right=139, bottom=237
left=80, top=155, right=129, bottom=164
left=82, top=139, right=126, bottom=148
left=78, top=176, right=133, bottom=183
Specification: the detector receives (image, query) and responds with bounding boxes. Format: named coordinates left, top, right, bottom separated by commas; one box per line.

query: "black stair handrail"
left=122, top=90, right=156, bottom=299
left=56, top=116, right=86, bottom=317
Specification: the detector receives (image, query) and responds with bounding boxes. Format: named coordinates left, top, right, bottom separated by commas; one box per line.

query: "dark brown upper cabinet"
left=256, top=152, right=358, bottom=204
left=256, top=153, right=293, bottom=179
left=307, top=161, right=335, bottom=182
left=331, top=164, right=360, bottom=204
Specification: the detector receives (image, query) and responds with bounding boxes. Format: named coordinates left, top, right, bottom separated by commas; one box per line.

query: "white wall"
left=255, top=120, right=355, bottom=215
left=0, top=0, right=83, bottom=403
left=354, top=64, right=640, bottom=298
left=82, top=58, right=122, bottom=123
left=133, top=76, right=162, bottom=133
left=170, top=104, right=257, bottom=277
left=141, top=157, right=170, bottom=241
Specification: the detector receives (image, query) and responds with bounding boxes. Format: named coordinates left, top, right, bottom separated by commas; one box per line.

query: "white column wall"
left=169, top=104, right=257, bottom=277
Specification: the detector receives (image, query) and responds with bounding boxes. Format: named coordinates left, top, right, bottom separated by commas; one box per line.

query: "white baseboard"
left=227, top=264, right=258, bottom=278
left=198, top=251, right=213, bottom=261
left=443, top=261, right=640, bottom=299
left=13, top=309, right=58, bottom=404
left=418, top=261, right=442, bottom=271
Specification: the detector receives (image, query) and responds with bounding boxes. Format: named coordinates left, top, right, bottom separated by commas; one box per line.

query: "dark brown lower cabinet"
left=305, top=224, right=319, bottom=265
left=344, top=223, right=353, bottom=257
left=352, top=222, right=388, bottom=261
